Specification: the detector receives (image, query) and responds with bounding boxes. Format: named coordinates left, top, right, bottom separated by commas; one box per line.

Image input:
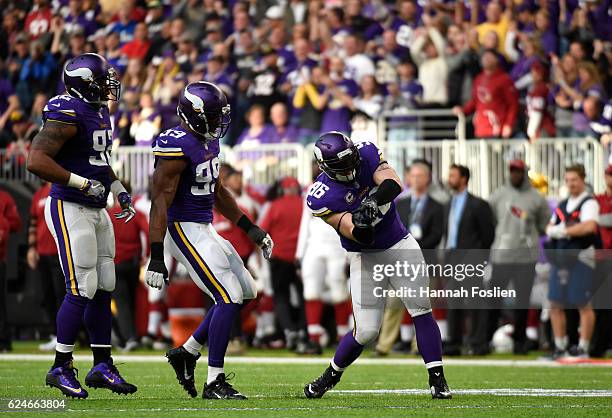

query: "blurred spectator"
left=384, top=60, right=422, bottom=144
left=122, top=22, right=150, bottom=60
left=2, top=111, right=37, bottom=172
left=321, top=57, right=359, bottom=136
left=410, top=16, right=448, bottom=106
left=29, top=93, right=47, bottom=128
left=121, top=58, right=147, bottom=95
left=246, top=45, right=285, bottom=115
left=292, top=65, right=325, bottom=144
left=589, top=98, right=611, bottom=144
left=485, top=160, right=550, bottom=354
left=545, top=164, right=598, bottom=358
left=259, top=177, right=311, bottom=352
left=446, top=24, right=480, bottom=107
left=236, top=104, right=275, bottom=146
left=24, top=0, right=52, bottom=41
left=0, top=74, right=19, bottom=137
left=350, top=74, right=383, bottom=120
left=202, top=55, right=233, bottom=100
left=269, top=102, right=299, bottom=143
left=552, top=53, right=579, bottom=137
left=0, top=188, right=21, bottom=351
left=108, top=183, right=149, bottom=351
left=475, top=1, right=511, bottom=55
left=557, top=61, right=606, bottom=137
left=17, top=40, right=56, bottom=111
left=343, top=33, right=375, bottom=83
left=108, top=4, right=138, bottom=45
left=526, top=61, right=556, bottom=141
left=64, top=0, right=97, bottom=38
left=454, top=49, right=519, bottom=138
left=27, top=182, right=63, bottom=352
left=443, top=164, right=495, bottom=356
left=130, top=93, right=161, bottom=147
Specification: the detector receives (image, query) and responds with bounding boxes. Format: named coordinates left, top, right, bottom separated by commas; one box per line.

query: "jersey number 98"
left=192, top=157, right=220, bottom=196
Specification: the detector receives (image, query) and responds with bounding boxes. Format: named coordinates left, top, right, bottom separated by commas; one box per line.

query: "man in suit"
left=375, top=160, right=445, bottom=355
left=443, top=164, right=495, bottom=355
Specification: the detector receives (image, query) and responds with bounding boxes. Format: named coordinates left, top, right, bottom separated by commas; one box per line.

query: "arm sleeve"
left=410, top=35, right=426, bottom=65
left=292, top=85, right=307, bottom=108
left=152, top=132, right=187, bottom=160
left=4, top=194, right=22, bottom=232
left=428, top=27, right=446, bottom=57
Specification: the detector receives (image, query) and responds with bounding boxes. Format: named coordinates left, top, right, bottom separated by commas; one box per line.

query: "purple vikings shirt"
left=44, top=94, right=113, bottom=208
left=307, top=142, right=407, bottom=252
left=152, top=125, right=219, bottom=223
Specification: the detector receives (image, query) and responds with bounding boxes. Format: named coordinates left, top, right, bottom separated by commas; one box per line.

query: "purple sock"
left=413, top=312, right=443, bottom=367
left=56, top=294, right=87, bottom=346
left=207, top=303, right=241, bottom=368
left=83, top=290, right=112, bottom=363
left=192, top=304, right=218, bottom=345
left=332, top=333, right=364, bottom=370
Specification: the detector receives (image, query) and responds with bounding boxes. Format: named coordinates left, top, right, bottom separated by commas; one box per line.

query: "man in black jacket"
left=375, top=160, right=445, bottom=355
left=443, top=164, right=495, bottom=355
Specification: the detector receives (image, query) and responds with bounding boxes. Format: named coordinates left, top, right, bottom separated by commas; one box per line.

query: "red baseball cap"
left=509, top=159, right=527, bottom=171
left=280, top=176, right=300, bottom=189
left=605, top=165, right=612, bottom=176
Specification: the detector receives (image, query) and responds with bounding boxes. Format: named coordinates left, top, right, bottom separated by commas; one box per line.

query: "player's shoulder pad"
left=356, top=141, right=385, bottom=169
left=306, top=176, right=338, bottom=218
left=152, top=126, right=190, bottom=159
left=42, top=95, right=81, bottom=125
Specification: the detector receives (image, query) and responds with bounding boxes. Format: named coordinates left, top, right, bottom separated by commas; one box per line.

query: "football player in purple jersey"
left=144, top=81, right=274, bottom=399
left=27, top=53, right=137, bottom=398
left=303, top=132, right=451, bottom=399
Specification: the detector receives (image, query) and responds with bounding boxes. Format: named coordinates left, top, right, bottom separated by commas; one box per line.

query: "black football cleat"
left=202, top=373, right=247, bottom=399
left=166, top=346, right=200, bottom=398
left=304, top=365, right=342, bottom=399
left=429, top=371, right=452, bottom=399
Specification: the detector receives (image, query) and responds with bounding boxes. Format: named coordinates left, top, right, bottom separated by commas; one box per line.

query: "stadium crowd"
left=0, top=0, right=612, bottom=358
left=1, top=0, right=612, bottom=159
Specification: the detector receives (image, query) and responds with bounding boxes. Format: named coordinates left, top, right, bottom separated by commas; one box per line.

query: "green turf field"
left=1, top=346, right=611, bottom=417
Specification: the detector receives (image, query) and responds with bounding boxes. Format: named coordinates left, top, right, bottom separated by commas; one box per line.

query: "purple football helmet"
left=314, top=131, right=360, bottom=183
left=63, top=53, right=120, bottom=104
left=177, top=81, right=231, bottom=141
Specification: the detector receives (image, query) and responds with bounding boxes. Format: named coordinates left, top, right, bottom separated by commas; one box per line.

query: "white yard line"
left=334, top=388, right=612, bottom=397
left=0, top=354, right=611, bottom=367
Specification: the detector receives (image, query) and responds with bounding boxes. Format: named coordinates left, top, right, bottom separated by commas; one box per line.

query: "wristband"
left=371, top=178, right=402, bottom=205
left=237, top=214, right=255, bottom=233
left=67, top=172, right=88, bottom=190
left=151, top=242, right=164, bottom=261
left=110, top=180, right=127, bottom=197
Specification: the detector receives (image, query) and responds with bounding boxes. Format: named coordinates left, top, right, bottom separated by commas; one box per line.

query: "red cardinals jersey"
left=526, top=82, right=556, bottom=138
left=213, top=193, right=257, bottom=260
left=595, top=192, right=612, bottom=250
left=30, top=183, right=56, bottom=256
left=108, top=204, right=150, bottom=264
left=259, top=194, right=304, bottom=262
left=463, top=69, right=519, bottom=138
left=0, top=190, right=22, bottom=262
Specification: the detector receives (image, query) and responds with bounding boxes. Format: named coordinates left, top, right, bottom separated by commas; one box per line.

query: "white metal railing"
left=378, top=109, right=466, bottom=142
left=2, top=138, right=605, bottom=199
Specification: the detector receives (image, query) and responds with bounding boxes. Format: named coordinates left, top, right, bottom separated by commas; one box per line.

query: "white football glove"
left=81, top=179, right=106, bottom=201
left=546, top=223, right=568, bottom=240
left=259, top=233, right=274, bottom=260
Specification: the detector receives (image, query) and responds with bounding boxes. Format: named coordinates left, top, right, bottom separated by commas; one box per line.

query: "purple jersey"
left=152, top=125, right=220, bottom=223
left=306, top=142, right=407, bottom=252
left=44, top=95, right=113, bottom=208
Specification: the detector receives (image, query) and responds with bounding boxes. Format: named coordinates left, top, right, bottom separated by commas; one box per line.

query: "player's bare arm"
left=215, top=181, right=274, bottom=259
left=145, top=157, right=186, bottom=289
left=373, top=161, right=402, bottom=188
left=27, top=121, right=107, bottom=201
left=26, top=121, right=75, bottom=184
left=149, top=157, right=186, bottom=244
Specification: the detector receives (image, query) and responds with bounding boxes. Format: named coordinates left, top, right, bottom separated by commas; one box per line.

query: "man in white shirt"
left=342, top=34, right=375, bottom=84
left=545, top=164, right=599, bottom=359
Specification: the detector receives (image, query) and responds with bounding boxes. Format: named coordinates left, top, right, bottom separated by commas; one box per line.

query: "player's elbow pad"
left=373, top=178, right=402, bottom=205
left=352, top=225, right=375, bottom=245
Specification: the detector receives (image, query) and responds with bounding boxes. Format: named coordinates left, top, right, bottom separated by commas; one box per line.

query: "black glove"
left=352, top=197, right=378, bottom=228
left=145, top=243, right=169, bottom=289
